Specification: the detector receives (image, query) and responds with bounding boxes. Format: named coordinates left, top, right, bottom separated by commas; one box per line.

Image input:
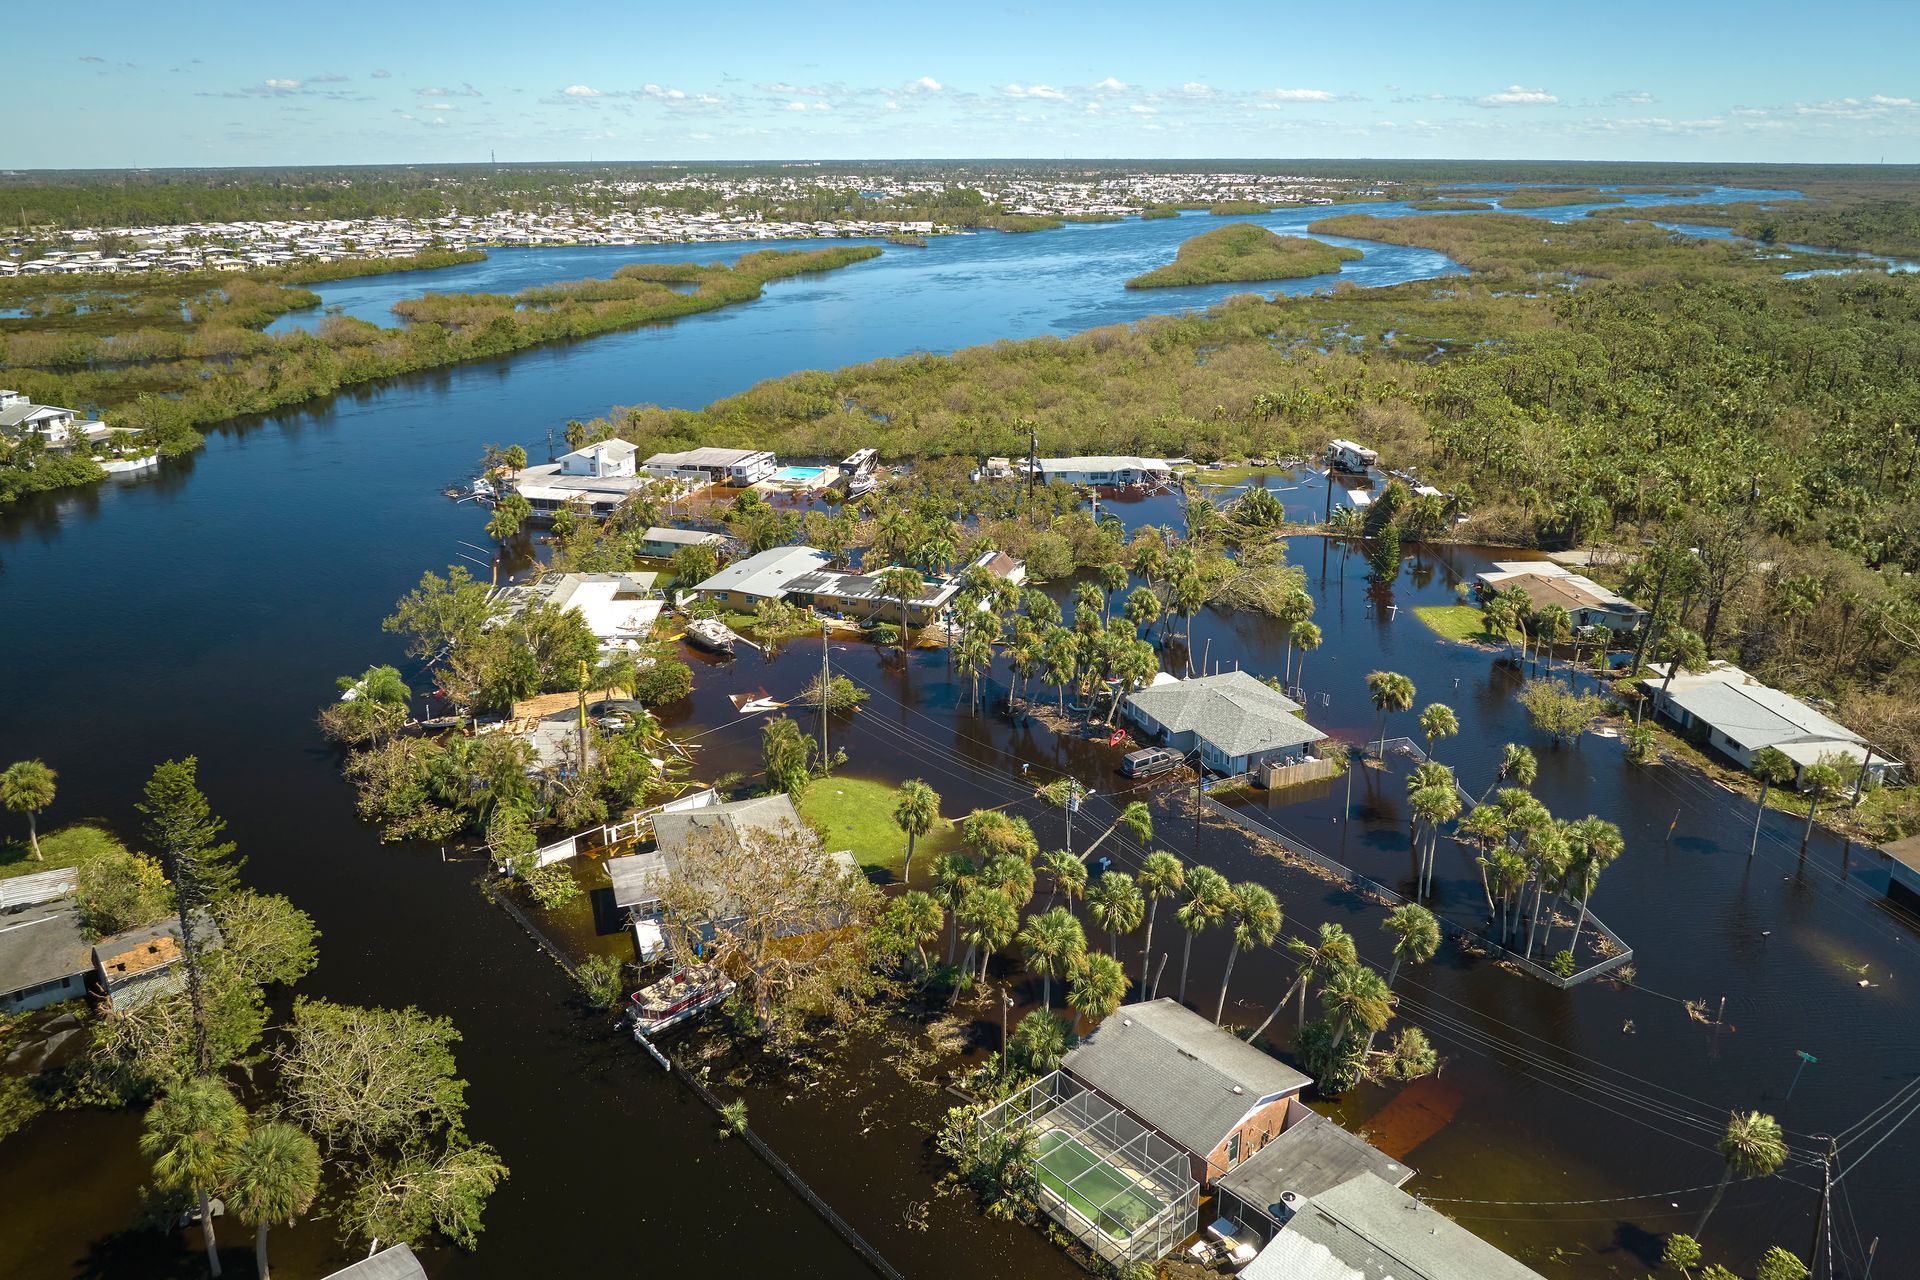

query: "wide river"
left=7, top=184, right=1912, bottom=1280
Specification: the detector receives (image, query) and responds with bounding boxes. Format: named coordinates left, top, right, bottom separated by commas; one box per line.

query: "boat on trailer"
left=684, top=617, right=736, bottom=654
left=629, top=964, right=735, bottom=1038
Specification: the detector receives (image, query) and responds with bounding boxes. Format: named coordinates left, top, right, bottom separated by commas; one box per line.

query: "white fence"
left=524, top=787, right=721, bottom=869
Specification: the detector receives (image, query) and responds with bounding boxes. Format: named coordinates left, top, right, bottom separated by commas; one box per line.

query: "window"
left=1227, top=1131, right=1242, bottom=1167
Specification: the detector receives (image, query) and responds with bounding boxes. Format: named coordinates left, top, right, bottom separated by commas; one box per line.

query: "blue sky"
left=9, top=1, right=1920, bottom=169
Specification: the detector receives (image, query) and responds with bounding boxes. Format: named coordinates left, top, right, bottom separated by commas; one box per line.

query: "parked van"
left=1120, top=747, right=1183, bottom=778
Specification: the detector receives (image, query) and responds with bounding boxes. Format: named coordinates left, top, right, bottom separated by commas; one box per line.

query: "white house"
left=558, top=439, right=638, bottom=478
left=641, top=446, right=778, bottom=486
left=638, top=526, right=726, bottom=559
left=1643, top=661, right=1897, bottom=787
left=1035, top=455, right=1173, bottom=487
left=1124, top=671, right=1326, bottom=776
left=0, top=391, right=84, bottom=446
left=689, top=545, right=832, bottom=609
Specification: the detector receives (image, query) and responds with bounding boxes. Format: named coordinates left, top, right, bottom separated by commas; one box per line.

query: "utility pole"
left=1809, top=1135, right=1836, bottom=1280
left=577, top=658, right=589, bottom=774
left=819, top=621, right=831, bottom=774
left=1027, top=421, right=1037, bottom=503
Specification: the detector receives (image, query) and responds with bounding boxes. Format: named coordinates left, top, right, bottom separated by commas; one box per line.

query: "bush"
left=575, top=953, right=628, bottom=1010
left=522, top=863, right=581, bottom=909
left=73, top=834, right=174, bottom=938
left=633, top=658, right=694, bottom=706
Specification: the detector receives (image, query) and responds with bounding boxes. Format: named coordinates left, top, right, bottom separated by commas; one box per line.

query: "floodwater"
left=3, top=185, right=1912, bottom=1278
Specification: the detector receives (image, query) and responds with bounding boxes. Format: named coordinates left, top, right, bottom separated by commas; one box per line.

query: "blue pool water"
left=773, top=465, right=830, bottom=482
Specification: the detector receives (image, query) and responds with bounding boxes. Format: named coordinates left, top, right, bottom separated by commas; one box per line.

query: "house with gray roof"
left=1062, top=999, right=1312, bottom=1183
left=611, top=793, right=805, bottom=913
left=1642, top=660, right=1897, bottom=787
left=1123, top=671, right=1326, bottom=776
left=638, top=525, right=726, bottom=559
left=642, top=445, right=778, bottom=485
left=1035, top=455, right=1173, bottom=486
left=1215, top=1101, right=1412, bottom=1243
left=322, top=1243, right=428, bottom=1280
left=1240, top=1169, right=1546, bottom=1280
left=0, top=900, right=92, bottom=1013
left=689, top=545, right=832, bottom=609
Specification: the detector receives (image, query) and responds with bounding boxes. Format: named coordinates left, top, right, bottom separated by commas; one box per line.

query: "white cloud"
left=784, top=100, right=830, bottom=112
left=1611, top=90, right=1656, bottom=105
left=427, top=103, right=453, bottom=111
left=1129, top=104, right=1155, bottom=115
left=1269, top=87, right=1336, bottom=102
left=265, top=78, right=301, bottom=90
left=1871, top=94, right=1918, bottom=108
left=1475, top=84, right=1558, bottom=107
left=907, top=75, right=942, bottom=93
left=1179, top=82, right=1212, bottom=95
left=1092, top=77, right=1128, bottom=93
left=1002, top=83, right=1066, bottom=100
left=563, top=84, right=602, bottom=97
left=417, top=84, right=482, bottom=98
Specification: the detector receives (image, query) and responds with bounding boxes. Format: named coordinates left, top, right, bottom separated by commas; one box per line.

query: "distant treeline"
left=1590, top=198, right=1920, bottom=258
left=1127, top=223, right=1362, bottom=288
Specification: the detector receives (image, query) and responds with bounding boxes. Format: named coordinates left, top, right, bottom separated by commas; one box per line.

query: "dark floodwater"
left=3, top=185, right=1913, bottom=1278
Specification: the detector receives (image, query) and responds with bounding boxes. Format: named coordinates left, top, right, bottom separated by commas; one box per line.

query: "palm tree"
left=1124, top=586, right=1162, bottom=638
left=1693, top=1111, right=1789, bottom=1238
left=1098, top=562, right=1130, bottom=620
left=1019, top=907, right=1087, bottom=1009
left=1480, top=742, right=1538, bottom=803
left=1562, top=815, right=1624, bottom=951
left=1798, top=761, right=1847, bottom=852
left=1087, top=871, right=1145, bottom=959
left=141, top=1078, right=248, bottom=1278
left=959, top=886, right=1019, bottom=981
left=1523, top=822, right=1571, bottom=959
left=892, top=779, right=940, bottom=884
left=1135, top=851, right=1184, bottom=990
left=893, top=890, right=944, bottom=976
left=1381, top=903, right=1441, bottom=988
left=1068, top=952, right=1129, bottom=1027
left=1290, top=620, right=1322, bottom=692
left=1176, top=865, right=1230, bottom=1004
left=1533, top=604, right=1572, bottom=676
left=1106, top=640, right=1161, bottom=726
left=982, top=853, right=1037, bottom=910
left=0, top=759, right=57, bottom=862
left=875, top=565, right=926, bottom=644
left=1409, top=782, right=1461, bottom=900
left=954, top=629, right=994, bottom=716
left=1215, top=882, right=1282, bottom=1024
left=1366, top=671, right=1416, bottom=757
left=1458, top=804, right=1509, bottom=911
left=1319, top=961, right=1395, bottom=1054
left=1252, top=922, right=1354, bottom=1040
left=1418, top=704, right=1459, bottom=762
left=1117, top=801, right=1154, bottom=848
left=932, top=853, right=977, bottom=966
left=1042, top=629, right=1080, bottom=713
left=223, top=1122, right=320, bottom=1280
left=1041, top=847, right=1087, bottom=912
left=1746, top=747, right=1795, bottom=861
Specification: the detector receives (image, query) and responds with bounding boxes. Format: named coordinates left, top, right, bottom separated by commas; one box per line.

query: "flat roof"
left=1037, top=455, right=1171, bottom=473
left=641, top=525, right=724, bottom=546
left=0, top=902, right=91, bottom=997
left=692, top=545, right=831, bottom=599
left=1218, top=1104, right=1412, bottom=1215
left=643, top=446, right=773, bottom=469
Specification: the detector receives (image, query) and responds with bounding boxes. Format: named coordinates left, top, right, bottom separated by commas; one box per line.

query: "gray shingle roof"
left=322, top=1243, right=428, bottom=1280
left=1063, top=999, right=1311, bottom=1157
left=1125, top=671, right=1324, bottom=757
left=1243, top=1174, right=1546, bottom=1280
left=0, top=902, right=91, bottom=997
left=1218, top=1105, right=1412, bottom=1219
left=651, top=793, right=800, bottom=860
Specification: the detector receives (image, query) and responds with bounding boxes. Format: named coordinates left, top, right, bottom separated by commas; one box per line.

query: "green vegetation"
left=1126, top=223, right=1363, bottom=289
left=1593, top=196, right=1920, bottom=257
left=1491, top=187, right=1624, bottom=209
left=0, top=245, right=878, bottom=507
left=1406, top=199, right=1495, bottom=211
left=1207, top=200, right=1279, bottom=216
left=1413, top=604, right=1502, bottom=644
left=1138, top=204, right=1181, bottom=219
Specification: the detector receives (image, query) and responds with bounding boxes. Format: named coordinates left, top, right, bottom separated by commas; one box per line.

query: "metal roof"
left=692, top=546, right=830, bottom=599
left=1242, top=1173, right=1546, bottom=1280
left=641, top=525, right=723, bottom=546
left=1125, top=671, right=1325, bottom=758
left=643, top=446, right=773, bottom=469
left=1651, top=664, right=1862, bottom=754
left=1217, top=1105, right=1412, bottom=1216
left=1062, top=999, right=1311, bottom=1157
left=322, top=1243, right=429, bottom=1280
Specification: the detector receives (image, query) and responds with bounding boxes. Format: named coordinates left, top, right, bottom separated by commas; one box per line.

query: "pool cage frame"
left=978, top=1070, right=1199, bottom=1267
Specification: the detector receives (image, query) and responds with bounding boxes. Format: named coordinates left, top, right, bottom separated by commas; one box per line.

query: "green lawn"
left=0, top=823, right=122, bottom=880
left=799, top=775, right=960, bottom=883
left=1032, top=1129, right=1163, bottom=1241
left=1414, top=604, right=1502, bottom=645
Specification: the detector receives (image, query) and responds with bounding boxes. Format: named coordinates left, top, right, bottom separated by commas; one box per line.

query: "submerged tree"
left=138, top=757, right=243, bottom=1076
left=1215, top=882, right=1281, bottom=1025
left=1746, top=746, right=1796, bottom=861
left=141, top=1077, right=247, bottom=1277
left=1694, top=1111, right=1789, bottom=1238
left=223, top=1122, right=322, bottom=1280
left=1366, top=671, right=1416, bottom=756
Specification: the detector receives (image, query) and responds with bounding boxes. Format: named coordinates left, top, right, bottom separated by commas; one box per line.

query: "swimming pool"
left=772, top=465, right=830, bottom=484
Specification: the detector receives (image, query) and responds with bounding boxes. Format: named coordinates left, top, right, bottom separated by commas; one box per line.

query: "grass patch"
left=0, top=823, right=123, bottom=880
left=799, top=775, right=960, bottom=881
left=1413, top=604, right=1501, bottom=645
left=1128, top=223, right=1362, bottom=289
left=1179, top=464, right=1298, bottom=487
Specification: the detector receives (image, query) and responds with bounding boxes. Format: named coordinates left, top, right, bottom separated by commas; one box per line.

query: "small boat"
left=845, top=473, right=877, bottom=498
left=684, top=617, right=736, bottom=654
left=629, top=964, right=735, bottom=1038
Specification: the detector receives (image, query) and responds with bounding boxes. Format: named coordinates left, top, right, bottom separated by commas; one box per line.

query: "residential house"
left=607, top=793, right=857, bottom=925
left=638, top=526, right=725, bottom=560
left=1123, top=671, right=1326, bottom=776
left=558, top=439, right=638, bottom=478
left=1214, top=1102, right=1412, bottom=1243
left=1061, top=999, right=1313, bottom=1183
left=688, top=545, right=832, bottom=610
left=321, top=1243, right=428, bottom=1280
left=641, top=446, right=778, bottom=486
left=0, top=390, right=100, bottom=448
left=1879, top=835, right=1920, bottom=906
left=1239, top=1167, right=1546, bottom=1280
left=491, top=571, right=663, bottom=654
left=92, top=911, right=219, bottom=1011
left=510, top=441, right=663, bottom=519
left=0, top=901, right=92, bottom=1014
left=1036, top=455, right=1173, bottom=487
left=1475, top=561, right=1646, bottom=633
left=1642, top=660, right=1897, bottom=787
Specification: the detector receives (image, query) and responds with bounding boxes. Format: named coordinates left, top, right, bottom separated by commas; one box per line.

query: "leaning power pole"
left=819, top=621, right=831, bottom=773
left=1809, top=1134, right=1837, bottom=1280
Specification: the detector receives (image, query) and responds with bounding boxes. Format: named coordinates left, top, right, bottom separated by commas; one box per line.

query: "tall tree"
left=1018, top=907, right=1085, bottom=1009
left=1290, top=619, right=1323, bottom=692
left=1215, top=882, right=1282, bottom=1025
left=1067, top=952, right=1128, bottom=1026
left=1135, top=851, right=1184, bottom=990
left=1319, top=961, right=1395, bottom=1054
left=139, top=758, right=242, bottom=1076
left=1040, top=847, right=1086, bottom=913
left=932, top=853, right=977, bottom=967
left=891, top=779, right=940, bottom=884
left=223, top=1122, right=322, bottom=1280
left=1746, top=747, right=1796, bottom=861
left=1086, top=871, right=1145, bottom=958
left=1252, top=921, right=1355, bottom=1041
left=141, top=1077, right=248, bottom=1277
left=1175, top=865, right=1229, bottom=1005
left=1693, top=1111, right=1789, bottom=1238
left=760, top=716, right=815, bottom=798
left=0, top=759, right=57, bottom=862
left=1798, top=761, right=1847, bottom=852
left=1418, top=704, right=1459, bottom=762
left=1366, top=671, right=1416, bottom=757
